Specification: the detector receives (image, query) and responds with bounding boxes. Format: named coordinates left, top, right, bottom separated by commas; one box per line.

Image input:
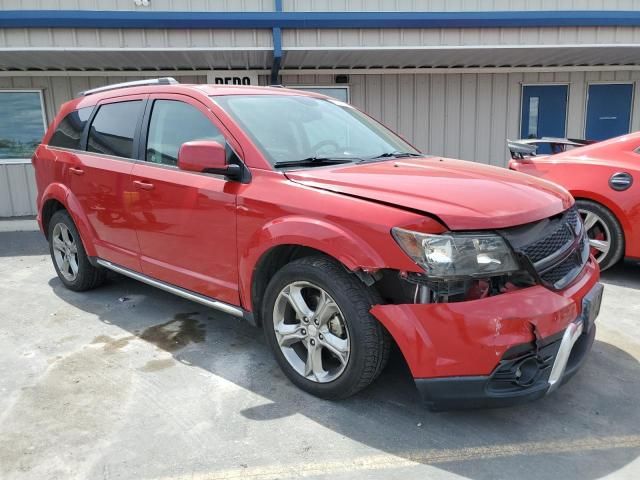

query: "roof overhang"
left=1, top=44, right=638, bottom=72
left=0, top=48, right=273, bottom=71
left=281, top=45, right=640, bottom=69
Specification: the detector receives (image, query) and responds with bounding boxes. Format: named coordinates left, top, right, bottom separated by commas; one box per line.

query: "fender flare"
left=238, top=215, right=387, bottom=310
left=40, top=183, right=98, bottom=257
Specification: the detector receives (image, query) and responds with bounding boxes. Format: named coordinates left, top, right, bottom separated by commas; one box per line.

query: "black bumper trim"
left=415, top=325, right=596, bottom=411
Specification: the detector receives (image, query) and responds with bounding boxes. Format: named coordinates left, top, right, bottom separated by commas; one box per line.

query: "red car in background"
left=510, top=133, right=640, bottom=270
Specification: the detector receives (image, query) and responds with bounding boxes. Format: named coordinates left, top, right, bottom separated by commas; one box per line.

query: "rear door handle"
left=133, top=180, right=155, bottom=191
left=69, top=167, right=84, bottom=176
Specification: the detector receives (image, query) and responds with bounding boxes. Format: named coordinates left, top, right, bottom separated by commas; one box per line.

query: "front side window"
left=49, top=107, right=93, bottom=150
left=146, top=100, right=224, bottom=166
left=213, top=94, right=419, bottom=166
left=87, top=100, right=143, bottom=159
left=0, top=91, right=46, bottom=160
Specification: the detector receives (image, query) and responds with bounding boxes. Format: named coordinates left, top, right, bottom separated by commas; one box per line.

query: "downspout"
left=270, top=0, right=283, bottom=85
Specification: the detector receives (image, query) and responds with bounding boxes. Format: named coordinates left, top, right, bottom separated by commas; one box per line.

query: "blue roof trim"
left=2, top=10, right=640, bottom=29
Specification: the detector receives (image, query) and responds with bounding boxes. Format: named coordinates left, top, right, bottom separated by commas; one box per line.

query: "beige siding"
left=0, top=162, right=37, bottom=217
left=0, top=28, right=273, bottom=49
left=1, top=0, right=274, bottom=11
left=283, top=0, right=638, bottom=11
left=5, top=0, right=637, bottom=10
left=282, top=26, right=640, bottom=48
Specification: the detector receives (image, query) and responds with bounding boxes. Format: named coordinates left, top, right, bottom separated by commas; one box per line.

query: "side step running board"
left=96, top=258, right=246, bottom=319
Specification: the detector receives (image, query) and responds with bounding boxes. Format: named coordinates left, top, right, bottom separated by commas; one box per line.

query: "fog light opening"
left=514, top=357, right=540, bottom=387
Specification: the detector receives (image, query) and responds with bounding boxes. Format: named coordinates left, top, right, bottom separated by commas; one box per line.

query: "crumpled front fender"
left=370, top=258, right=599, bottom=378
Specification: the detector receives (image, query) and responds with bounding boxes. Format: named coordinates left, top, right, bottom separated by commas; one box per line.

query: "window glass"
left=0, top=91, right=46, bottom=160
left=527, top=97, right=539, bottom=138
left=146, top=100, right=224, bottom=166
left=87, top=101, right=143, bottom=158
left=49, top=107, right=93, bottom=150
left=213, top=95, right=418, bottom=165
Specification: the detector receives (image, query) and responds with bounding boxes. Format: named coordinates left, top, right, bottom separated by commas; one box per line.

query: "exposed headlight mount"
left=392, top=228, right=520, bottom=278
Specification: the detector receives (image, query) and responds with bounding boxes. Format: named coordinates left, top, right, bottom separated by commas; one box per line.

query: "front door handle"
left=133, top=180, right=155, bottom=191
left=69, top=167, right=84, bottom=176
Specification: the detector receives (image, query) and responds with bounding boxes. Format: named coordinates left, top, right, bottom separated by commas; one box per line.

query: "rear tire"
left=576, top=199, right=624, bottom=271
left=48, top=210, right=105, bottom=291
left=262, top=256, right=390, bottom=399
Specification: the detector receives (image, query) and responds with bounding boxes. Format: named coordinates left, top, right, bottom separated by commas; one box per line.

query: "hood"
left=285, top=157, right=573, bottom=230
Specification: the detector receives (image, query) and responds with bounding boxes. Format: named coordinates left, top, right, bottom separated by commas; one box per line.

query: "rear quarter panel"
left=512, top=157, right=640, bottom=258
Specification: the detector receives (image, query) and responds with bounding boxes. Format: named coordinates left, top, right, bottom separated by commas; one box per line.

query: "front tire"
left=577, top=199, right=624, bottom=271
left=48, top=210, right=105, bottom=291
left=262, top=256, right=390, bottom=399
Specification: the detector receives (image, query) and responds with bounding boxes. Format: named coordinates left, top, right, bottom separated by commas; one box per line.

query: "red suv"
left=33, top=78, right=602, bottom=409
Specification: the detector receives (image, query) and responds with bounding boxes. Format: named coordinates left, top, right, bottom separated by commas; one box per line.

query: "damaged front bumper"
left=370, top=258, right=602, bottom=410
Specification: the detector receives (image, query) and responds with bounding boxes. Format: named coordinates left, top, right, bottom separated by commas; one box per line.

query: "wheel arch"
left=39, top=183, right=98, bottom=257
left=250, top=244, right=340, bottom=326
left=239, top=216, right=393, bottom=319
left=571, top=189, right=629, bottom=253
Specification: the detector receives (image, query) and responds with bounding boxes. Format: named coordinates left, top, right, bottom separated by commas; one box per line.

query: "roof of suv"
left=62, top=82, right=327, bottom=116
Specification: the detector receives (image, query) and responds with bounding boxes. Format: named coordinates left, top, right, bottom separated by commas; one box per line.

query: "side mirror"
left=178, top=140, right=242, bottom=181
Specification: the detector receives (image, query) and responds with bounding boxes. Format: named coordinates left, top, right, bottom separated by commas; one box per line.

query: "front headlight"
left=392, top=228, right=519, bottom=278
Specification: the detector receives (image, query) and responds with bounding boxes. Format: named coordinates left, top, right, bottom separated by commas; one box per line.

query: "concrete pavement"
left=0, top=222, right=638, bottom=480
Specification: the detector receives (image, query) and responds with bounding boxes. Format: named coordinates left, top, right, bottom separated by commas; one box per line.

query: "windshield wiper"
left=369, top=151, right=423, bottom=159
left=273, top=157, right=357, bottom=168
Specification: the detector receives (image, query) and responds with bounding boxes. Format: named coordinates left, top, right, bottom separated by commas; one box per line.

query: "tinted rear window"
left=87, top=101, right=143, bottom=158
left=49, top=107, right=93, bottom=150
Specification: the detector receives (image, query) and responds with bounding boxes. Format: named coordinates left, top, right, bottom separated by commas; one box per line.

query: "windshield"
left=212, top=94, right=420, bottom=166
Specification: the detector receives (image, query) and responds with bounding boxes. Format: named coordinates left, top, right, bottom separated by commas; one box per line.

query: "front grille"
left=539, top=235, right=588, bottom=286
left=522, top=208, right=579, bottom=263
left=501, top=206, right=588, bottom=290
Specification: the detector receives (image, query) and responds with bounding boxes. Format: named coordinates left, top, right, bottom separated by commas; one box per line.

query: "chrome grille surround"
left=501, top=206, right=590, bottom=291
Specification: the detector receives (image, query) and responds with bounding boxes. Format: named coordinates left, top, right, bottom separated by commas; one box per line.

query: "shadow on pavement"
left=0, top=230, right=48, bottom=257
left=47, top=266, right=640, bottom=480
left=600, top=260, right=640, bottom=289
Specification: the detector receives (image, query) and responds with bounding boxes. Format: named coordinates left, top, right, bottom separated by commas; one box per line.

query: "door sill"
left=95, top=258, right=251, bottom=321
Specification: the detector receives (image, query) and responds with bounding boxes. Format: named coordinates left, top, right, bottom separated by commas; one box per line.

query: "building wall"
left=1, top=0, right=275, bottom=11
left=4, top=0, right=636, bottom=11
left=282, top=26, right=640, bottom=49
left=1, top=69, right=639, bottom=216
left=283, top=0, right=638, bottom=11
left=0, top=162, right=37, bottom=217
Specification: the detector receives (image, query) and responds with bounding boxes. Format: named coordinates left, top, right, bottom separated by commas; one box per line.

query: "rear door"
left=129, top=94, right=240, bottom=305
left=69, top=95, right=146, bottom=270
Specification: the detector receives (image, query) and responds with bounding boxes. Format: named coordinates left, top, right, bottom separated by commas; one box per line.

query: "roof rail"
left=79, top=77, right=179, bottom=97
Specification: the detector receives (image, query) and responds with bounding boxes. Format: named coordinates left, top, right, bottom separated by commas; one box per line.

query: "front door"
left=70, top=96, right=146, bottom=271
left=586, top=84, right=633, bottom=141
left=130, top=95, right=240, bottom=305
left=521, top=85, right=568, bottom=154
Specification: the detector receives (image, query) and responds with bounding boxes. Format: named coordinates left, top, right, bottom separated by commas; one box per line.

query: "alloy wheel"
left=52, top=222, right=79, bottom=281
left=579, top=209, right=611, bottom=264
left=272, top=281, right=350, bottom=383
